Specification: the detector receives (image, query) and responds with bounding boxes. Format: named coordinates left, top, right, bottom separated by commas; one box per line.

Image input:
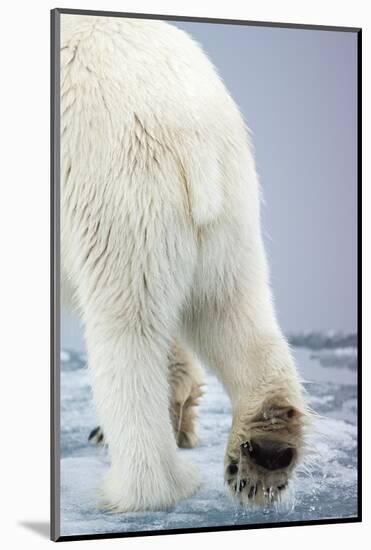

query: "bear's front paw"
left=225, top=403, right=305, bottom=506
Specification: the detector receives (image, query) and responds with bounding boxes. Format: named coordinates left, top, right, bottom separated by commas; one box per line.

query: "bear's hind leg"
left=168, top=343, right=204, bottom=449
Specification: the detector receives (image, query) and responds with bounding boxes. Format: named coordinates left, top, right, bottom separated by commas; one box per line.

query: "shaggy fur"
left=60, top=14, right=308, bottom=512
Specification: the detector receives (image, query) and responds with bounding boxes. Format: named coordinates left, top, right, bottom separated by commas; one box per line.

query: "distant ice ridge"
left=288, top=331, right=357, bottom=350
left=60, top=348, right=87, bottom=371
left=311, top=347, right=357, bottom=370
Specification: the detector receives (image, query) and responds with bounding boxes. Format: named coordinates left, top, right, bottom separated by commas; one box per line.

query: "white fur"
left=60, top=15, right=306, bottom=511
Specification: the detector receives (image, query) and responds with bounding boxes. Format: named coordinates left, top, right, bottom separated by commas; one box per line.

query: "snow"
left=59, top=335, right=358, bottom=537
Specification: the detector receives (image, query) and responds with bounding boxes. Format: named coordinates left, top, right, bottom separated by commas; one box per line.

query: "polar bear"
left=60, top=14, right=308, bottom=512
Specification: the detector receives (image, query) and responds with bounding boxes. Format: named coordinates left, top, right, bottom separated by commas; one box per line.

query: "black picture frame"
left=51, top=7, right=362, bottom=542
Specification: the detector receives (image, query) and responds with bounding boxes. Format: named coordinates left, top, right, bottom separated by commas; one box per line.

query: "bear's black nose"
left=241, top=439, right=294, bottom=471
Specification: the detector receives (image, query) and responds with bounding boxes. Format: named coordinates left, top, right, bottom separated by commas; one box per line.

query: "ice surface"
left=60, top=335, right=358, bottom=537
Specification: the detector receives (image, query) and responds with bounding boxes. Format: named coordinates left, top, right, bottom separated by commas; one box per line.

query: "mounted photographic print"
left=51, top=8, right=361, bottom=542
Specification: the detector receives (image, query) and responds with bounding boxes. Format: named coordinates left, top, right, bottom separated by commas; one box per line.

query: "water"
left=59, top=333, right=358, bottom=536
